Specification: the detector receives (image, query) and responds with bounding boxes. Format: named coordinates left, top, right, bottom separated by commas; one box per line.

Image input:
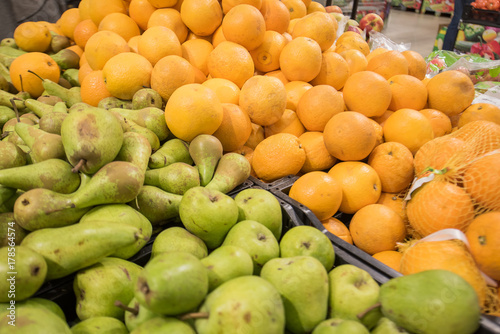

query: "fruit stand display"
left=0, top=0, right=500, bottom=333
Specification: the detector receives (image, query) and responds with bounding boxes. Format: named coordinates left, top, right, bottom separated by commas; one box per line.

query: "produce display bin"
left=267, top=175, right=500, bottom=334
left=463, top=4, right=500, bottom=27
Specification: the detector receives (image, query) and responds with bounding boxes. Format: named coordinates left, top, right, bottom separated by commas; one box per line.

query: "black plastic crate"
left=463, top=4, right=500, bottom=27
left=248, top=174, right=298, bottom=191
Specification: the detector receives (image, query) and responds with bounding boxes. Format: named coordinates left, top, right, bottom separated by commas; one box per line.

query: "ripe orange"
left=264, top=70, right=289, bottom=85
left=310, top=51, right=350, bottom=90
left=298, top=131, right=336, bottom=173
left=98, top=12, right=141, bottom=42
left=350, top=204, right=406, bottom=255
left=207, top=41, right=255, bottom=88
left=138, top=26, right=182, bottom=66
left=14, top=22, right=52, bottom=52
left=239, top=75, right=287, bottom=126
left=102, top=52, right=153, bottom=100
left=281, top=0, right=307, bottom=19
left=365, top=47, right=388, bottom=62
left=372, top=250, right=403, bottom=272
left=465, top=211, right=500, bottom=281
left=406, top=180, right=476, bottom=237
left=147, top=0, right=178, bottom=8
left=78, top=62, right=93, bottom=84
left=252, top=133, right=306, bottom=182
left=321, top=217, right=353, bottom=244
left=291, top=12, right=336, bottom=51
left=296, top=85, right=344, bottom=131
left=84, top=30, right=130, bottom=70
left=260, top=0, right=290, bottom=34
left=150, top=55, right=198, bottom=102
left=387, top=74, right=428, bottom=111
left=366, top=50, right=409, bottom=80
left=249, top=30, right=287, bottom=73
left=211, top=26, right=226, bottom=47
left=463, top=152, right=500, bottom=212
left=369, top=118, right=384, bottom=148
left=372, top=109, right=394, bottom=127
left=129, top=0, right=156, bottom=31
left=343, top=71, right=392, bottom=118
left=458, top=103, right=500, bottom=128
left=413, top=135, right=466, bottom=177
left=426, top=70, right=475, bottom=116
left=128, top=35, right=140, bottom=53
left=79, top=0, right=91, bottom=20
left=57, top=8, right=82, bottom=40
left=367, top=142, right=414, bottom=193
left=284, top=81, right=312, bottom=111
left=264, top=109, right=305, bottom=138
left=339, top=49, right=368, bottom=75
left=377, top=192, right=407, bottom=221
left=202, top=78, right=240, bottom=104
left=180, top=0, right=223, bottom=36
left=221, top=0, right=263, bottom=14
left=323, top=111, right=377, bottom=161
left=88, top=0, right=127, bottom=26
left=222, top=4, right=266, bottom=51
left=307, top=1, right=326, bottom=13
left=279, top=37, right=322, bottom=82
left=147, top=8, right=188, bottom=43
left=328, top=161, right=382, bottom=214
left=182, top=39, right=214, bottom=76
left=164, top=83, right=224, bottom=141
left=383, top=108, right=434, bottom=155
left=213, top=103, right=253, bottom=152
left=401, top=50, right=427, bottom=80
left=419, top=108, right=452, bottom=138
left=289, top=171, right=343, bottom=220
left=9, top=52, right=60, bottom=98
left=80, top=70, right=112, bottom=107
left=335, top=34, right=370, bottom=56
left=73, top=19, right=98, bottom=49
left=245, top=123, right=265, bottom=149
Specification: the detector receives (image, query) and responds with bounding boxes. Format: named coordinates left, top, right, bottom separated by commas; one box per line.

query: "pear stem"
left=27, top=70, right=44, bottom=82
left=178, top=312, right=209, bottom=321
left=19, top=74, right=24, bottom=92
left=357, top=302, right=381, bottom=320
left=0, top=131, right=10, bottom=139
left=134, top=196, right=140, bottom=210
left=71, top=159, right=86, bottom=173
left=10, top=98, right=19, bottom=122
left=114, top=300, right=139, bottom=316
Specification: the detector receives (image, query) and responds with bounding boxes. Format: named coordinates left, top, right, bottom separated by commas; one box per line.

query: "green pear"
left=36, top=95, right=64, bottom=105
left=49, top=35, right=71, bottom=54
left=378, top=269, right=481, bottom=334
left=234, top=188, right=282, bottom=240
left=328, top=264, right=381, bottom=329
left=189, top=134, right=223, bottom=186
left=0, top=212, right=28, bottom=246
left=36, top=76, right=81, bottom=107
left=0, top=158, right=80, bottom=193
left=114, top=131, right=152, bottom=173
left=14, top=122, right=66, bottom=162
left=145, top=162, right=200, bottom=195
left=148, top=138, right=193, bottom=169
left=152, top=226, right=207, bottom=259
left=135, top=252, right=208, bottom=315
left=195, top=275, right=285, bottom=334
left=38, top=111, right=67, bottom=134
left=110, top=107, right=169, bottom=141
left=0, top=45, right=26, bottom=56
left=50, top=48, right=79, bottom=70
left=0, top=141, right=26, bottom=169
left=0, top=306, right=71, bottom=333
left=205, top=152, right=252, bottom=194
left=24, top=98, right=67, bottom=118
left=123, top=297, right=160, bottom=332
left=0, top=105, right=16, bottom=128
left=280, top=225, right=335, bottom=271
left=201, top=245, right=253, bottom=291
left=0, top=38, right=17, bottom=48
left=61, top=106, right=124, bottom=174
left=80, top=204, right=152, bottom=259
left=0, top=187, right=20, bottom=214
left=130, top=317, right=195, bottom=334
left=98, top=96, right=133, bottom=110
left=371, top=317, right=409, bottom=334
left=71, top=317, right=128, bottom=334
left=261, top=256, right=329, bottom=333
left=68, top=102, right=92, bottom=113
left=111, top=111, right=160, bottom=151
left=3, top=116, right=35, bottom=134
left=74, top=257, right=143, bottom=321
left=0, top=90, right=26, bottom=111
left=62, top=68, right=80, bottom=87
left=19, top=113, right=39, bottom=124
left=222, top=220, right=279, bottom=274
left=21, top=221, right=143, bottom=280
left=311, top=318, right=370, bottom=334
left=179, top=187, right=239, bottom=249
left=132, top=88, right=163, bottom=110
left=0, top=246, right=47, bottom=302
left=0, top=297, right=66, bottom=321
left=128, top=185, right=183, bottom=226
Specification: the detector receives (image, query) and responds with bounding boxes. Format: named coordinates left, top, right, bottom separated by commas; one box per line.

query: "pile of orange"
left=6, top=0, right=500, bottom=310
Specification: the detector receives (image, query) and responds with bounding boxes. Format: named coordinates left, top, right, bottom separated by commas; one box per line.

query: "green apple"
left=222, top=220, right=279, bottom=274
left=234, top=188, right=282, bottom=240
left=151, top=226, right=208, bottom=259
left=279, top=225, right=335, bottom=271
left=179, top=186, right=239, bottom=249
left=312, top=318, right=370, bottom=334
left=328, top=264, right=381, bottom=329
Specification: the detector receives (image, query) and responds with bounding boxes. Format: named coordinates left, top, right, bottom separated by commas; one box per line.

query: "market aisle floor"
left=381, top=9, right=452, bottom=58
